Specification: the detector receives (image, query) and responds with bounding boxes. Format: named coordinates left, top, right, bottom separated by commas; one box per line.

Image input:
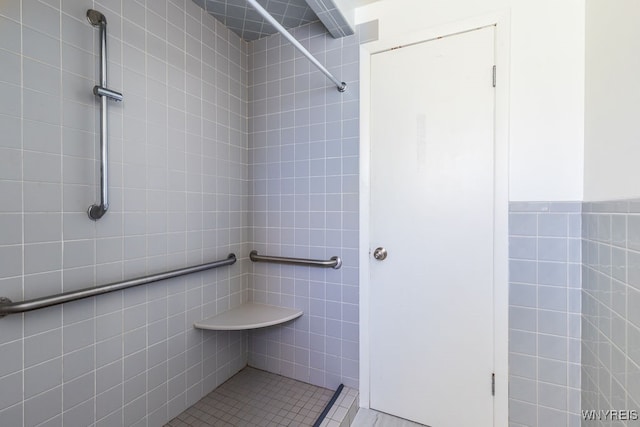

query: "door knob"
left=373, top=247, right=387, bottom=261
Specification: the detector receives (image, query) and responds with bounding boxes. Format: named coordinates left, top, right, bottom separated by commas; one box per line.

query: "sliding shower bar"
left=0, top=254, right=237, bottom=317
left=87, top=9, right=123, bottom=220
left=249, top=250, right=342, bottom=269
left=245, top=0, right=347, bottom=93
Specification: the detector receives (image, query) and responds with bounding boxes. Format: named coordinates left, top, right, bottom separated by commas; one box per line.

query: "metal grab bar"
left=0, top=254, right=236, bottom=318
left=249, top=250, right=342, bottom=269
left=87, top=9, right=123, bottom=220
left=245, top=0, right=346, bottom=93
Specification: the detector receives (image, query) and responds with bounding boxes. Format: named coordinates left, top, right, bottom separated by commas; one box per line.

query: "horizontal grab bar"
left=249, top=250, right=342, bottom=269
left=0, top=254, right=237, bottom=318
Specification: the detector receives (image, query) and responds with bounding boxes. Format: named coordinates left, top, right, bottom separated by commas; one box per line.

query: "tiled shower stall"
left=0, top=0, right=364, bottom=425
left=2, top=0, right=640, bottom=427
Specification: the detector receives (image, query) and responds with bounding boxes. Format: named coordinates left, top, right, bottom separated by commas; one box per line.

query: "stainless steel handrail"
left=0, top=254, right=236, bottom=318
left=249, top=250, right=342, bottom=269
left=245, top=0, right=346, bottom=93
left=87, top=9, right=123, bottom=220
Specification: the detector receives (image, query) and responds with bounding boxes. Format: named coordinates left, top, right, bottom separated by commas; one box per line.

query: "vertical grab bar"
left=87, top=10, right=123, bottom=220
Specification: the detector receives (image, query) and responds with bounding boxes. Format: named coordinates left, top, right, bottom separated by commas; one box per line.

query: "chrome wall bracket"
left=0, top=297, right=12, bottom=318
left=86, top=8, right=105, bottom=26
left=93, top=86, right=123, bottom=101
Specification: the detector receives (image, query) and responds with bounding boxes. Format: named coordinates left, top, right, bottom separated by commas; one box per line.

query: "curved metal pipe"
left=0, top=254, right=237, bottom=317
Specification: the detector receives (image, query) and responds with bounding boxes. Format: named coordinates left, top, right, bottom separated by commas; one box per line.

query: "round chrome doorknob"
left=373, top=247, right=387, bottom=260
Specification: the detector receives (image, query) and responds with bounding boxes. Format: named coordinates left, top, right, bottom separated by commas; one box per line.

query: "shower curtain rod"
left=245, top=0, right=347, bottom=92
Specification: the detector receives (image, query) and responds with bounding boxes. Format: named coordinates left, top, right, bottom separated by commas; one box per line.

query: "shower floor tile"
left=164, top=367, right=335, bottom=427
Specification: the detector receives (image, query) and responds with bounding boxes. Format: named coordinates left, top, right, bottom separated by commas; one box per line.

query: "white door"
left=369, top=26, right=497, bottom=426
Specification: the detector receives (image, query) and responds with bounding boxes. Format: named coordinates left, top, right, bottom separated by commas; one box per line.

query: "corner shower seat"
left=194, top=303, right=303, bottom=330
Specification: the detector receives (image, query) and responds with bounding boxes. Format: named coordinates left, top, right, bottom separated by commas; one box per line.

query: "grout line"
left=19, top=0, right=26, bottom=424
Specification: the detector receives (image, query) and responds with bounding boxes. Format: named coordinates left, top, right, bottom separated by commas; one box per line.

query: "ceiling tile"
left=197, top=0, right=319, bottom=41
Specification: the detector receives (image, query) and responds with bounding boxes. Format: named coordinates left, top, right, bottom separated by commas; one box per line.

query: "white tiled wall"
left=582, top=200, right=640, bottom=427
left=0, top=1, right=249, bottom=426
left=245, top=21, right=365, bottom=390
left=509, top=202, right=582, bottom=427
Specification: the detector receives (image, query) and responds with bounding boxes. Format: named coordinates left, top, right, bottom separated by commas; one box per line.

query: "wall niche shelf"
left=194, top=303, right=303, bottom=331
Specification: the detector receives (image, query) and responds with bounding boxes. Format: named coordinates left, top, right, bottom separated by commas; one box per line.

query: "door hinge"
left=492, top=65, right=496, bottom=88
left=491, top=373, right=495, bottom=396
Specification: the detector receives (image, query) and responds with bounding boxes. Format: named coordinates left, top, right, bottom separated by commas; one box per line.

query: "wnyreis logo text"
left=581, top=410, right=639, bottom=421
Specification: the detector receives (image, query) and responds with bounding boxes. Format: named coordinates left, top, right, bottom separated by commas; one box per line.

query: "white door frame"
left=359, top=12, right=511, bottom=426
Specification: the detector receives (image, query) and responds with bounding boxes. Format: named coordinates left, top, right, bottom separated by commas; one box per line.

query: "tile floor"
left=164, top=367, right=335, bottom=426
left=351, top=409, right=426, bottom=427
left=164, top=366, right=423, bottom=427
